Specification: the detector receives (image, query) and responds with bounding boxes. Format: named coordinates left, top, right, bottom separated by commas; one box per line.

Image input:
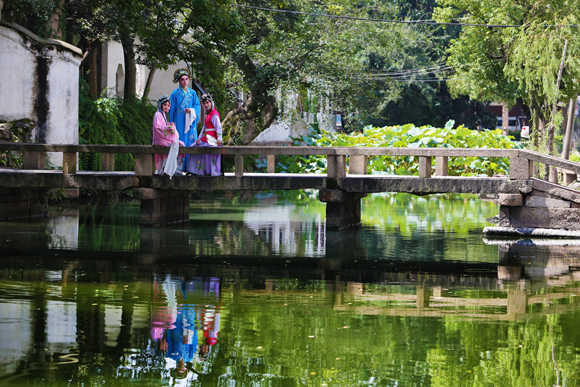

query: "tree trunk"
left=120, top=31, right=137, bottom=98
left=80, top=38, right=99, bottom=99
left=141, top=67, right=156, bottom=102
left=562, top=98, right=575, bottom=160
left=47, top=0, right=65, bottom=39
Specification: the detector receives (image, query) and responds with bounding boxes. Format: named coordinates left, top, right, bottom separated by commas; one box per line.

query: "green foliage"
left=79, top=79, right=155, bottom=171
left=2, top=0, right=63, bottom=38
left=570, top=152, right=580, bottom=163
left=231, top=0, right=446, bottom=135
left=433, top=0, right=580, bottom=150
left=0, top=119, right=35, bottom=167
left=268, top=122, right=521, bottom=177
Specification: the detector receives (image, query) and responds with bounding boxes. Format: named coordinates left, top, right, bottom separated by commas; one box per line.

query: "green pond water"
left=0, top=192, right=580, bottom=387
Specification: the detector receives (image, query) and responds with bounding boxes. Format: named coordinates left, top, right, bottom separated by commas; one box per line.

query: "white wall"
left=0, top=22, right=82, bottom=167
left=100, top=41, right=125, bottom=95
left=101, top=41, right=191, bottom=103
left=0, top=24, right=37, bottom=122
left=45, top=44, right=80, bottom=148
left=144, top=61, right=193, bottom=102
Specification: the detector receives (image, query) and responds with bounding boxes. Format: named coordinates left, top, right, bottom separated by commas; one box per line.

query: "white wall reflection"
left=243, top=205, right=325, bottom=257
left=47, top=210, right=79, bottom=250
left=46, top=300, right=77, bottom=352
left=0, top=301, right=33, bottom=377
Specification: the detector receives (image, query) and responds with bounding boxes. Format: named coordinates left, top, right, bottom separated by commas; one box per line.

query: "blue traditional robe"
left=169, top=87, right=201, bottom=170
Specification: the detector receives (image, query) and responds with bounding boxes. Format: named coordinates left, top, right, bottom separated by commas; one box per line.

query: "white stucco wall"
left=143, top=62, right=192, bottom=102
left=0, top=24, right=37, bottom=122
left=0, top=22, right=82, bottom=167
left=100, top=41, right=125, bottom=95
left=45, top=44, right=81, bottom=148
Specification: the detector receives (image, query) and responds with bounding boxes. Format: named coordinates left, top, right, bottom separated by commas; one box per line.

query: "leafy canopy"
left=433, top=0, right=580, bottom=130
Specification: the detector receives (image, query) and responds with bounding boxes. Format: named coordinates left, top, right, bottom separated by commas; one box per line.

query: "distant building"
left=487, top=102, right=529, bottom=133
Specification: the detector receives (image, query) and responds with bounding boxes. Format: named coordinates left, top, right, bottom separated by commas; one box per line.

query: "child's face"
left=203, top=100, right=212, bottom=110
left=162, top=102, right=171, bottom=112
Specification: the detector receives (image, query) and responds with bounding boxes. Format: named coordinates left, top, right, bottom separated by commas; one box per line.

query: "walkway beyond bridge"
left=1, top=143, right=580, bottom=231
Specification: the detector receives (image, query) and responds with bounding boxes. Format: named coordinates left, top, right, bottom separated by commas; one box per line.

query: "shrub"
left=267, top=121, right=522, bottom=177
left=79, top=79, right=155, bottom=171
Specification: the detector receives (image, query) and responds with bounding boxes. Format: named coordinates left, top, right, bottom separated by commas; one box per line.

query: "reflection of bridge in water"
left=1, top=239, right=580, bottom=383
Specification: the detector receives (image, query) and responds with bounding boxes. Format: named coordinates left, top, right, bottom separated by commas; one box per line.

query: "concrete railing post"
left=267, top=154, right=275, bottom=173
left=135, top=153, right=154, bottom=176
left=327, top=155, right=346, bottom=178
left=235, top=154, right=244, bottom=177
left=563, top=171, right=577, bottom=185
left=435, top=156, right=448, bottom=176
left=24, top=151, right=46, bottom=170
left=419, top=156, right=432, bottom=178
left=549, top=167, right=558, bottom=183
left=509, top=156, right=533, bottom=179
left=349, top=155, right=367, bottom=175
left=102, top=153, right=115, bottom=171
left=62, top=152, right=77, bottom=174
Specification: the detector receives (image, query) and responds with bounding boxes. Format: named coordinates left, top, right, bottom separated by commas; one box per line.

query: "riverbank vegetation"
left=78, top=80, right=155, bottom=171
left=266, top=122, right=522, bottom=177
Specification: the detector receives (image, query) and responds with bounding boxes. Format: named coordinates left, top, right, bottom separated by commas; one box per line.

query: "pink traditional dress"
left=185, top=108, right=222, bottom=176
left=152, top=110, right=185, bottom=175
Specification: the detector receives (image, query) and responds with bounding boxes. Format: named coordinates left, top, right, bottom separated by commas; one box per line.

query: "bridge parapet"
left=5, top=142, right=580, bottom=177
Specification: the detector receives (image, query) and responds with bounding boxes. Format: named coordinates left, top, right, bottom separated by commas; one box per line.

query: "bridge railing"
left=1, top=143, right=580, bottom=181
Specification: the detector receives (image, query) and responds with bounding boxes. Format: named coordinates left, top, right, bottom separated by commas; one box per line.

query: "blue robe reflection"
left=169, top=87, right=200, bottom=170
left=166, top=305, right=198, bottom=363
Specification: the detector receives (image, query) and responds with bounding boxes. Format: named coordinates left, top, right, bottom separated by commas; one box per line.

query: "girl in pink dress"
left=152, top=95, right=185, bottom=176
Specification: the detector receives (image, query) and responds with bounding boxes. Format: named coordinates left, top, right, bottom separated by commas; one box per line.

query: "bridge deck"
left=0, top=168, right=532, bottom=194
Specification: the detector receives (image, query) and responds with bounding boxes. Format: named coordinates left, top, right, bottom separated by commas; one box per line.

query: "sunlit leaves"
left=434, top=0, right=580, bottom=140
left=265, top=123, right=521, bottom=176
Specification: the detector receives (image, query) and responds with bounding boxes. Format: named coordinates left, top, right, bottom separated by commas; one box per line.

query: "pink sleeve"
left=153, top=112, right=176, bottom=147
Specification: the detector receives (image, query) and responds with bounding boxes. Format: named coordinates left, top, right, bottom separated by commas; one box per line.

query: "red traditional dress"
left=185, top=108, right=222, bottom=176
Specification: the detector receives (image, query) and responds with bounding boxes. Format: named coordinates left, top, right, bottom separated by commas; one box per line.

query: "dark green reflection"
left=1, top=192, right=579, bottom=386
left=1, top=269, right=580, bottom=386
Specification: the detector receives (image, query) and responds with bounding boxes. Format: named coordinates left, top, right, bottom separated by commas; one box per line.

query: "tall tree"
left=223, top=0, right=438, bottom=143
left=134, top=0, right=245, bottom=101
left=433, top=0, right=580, bottom=155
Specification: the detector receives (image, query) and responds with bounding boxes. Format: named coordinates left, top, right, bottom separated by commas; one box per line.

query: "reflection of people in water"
left=149, top=276, right=221, bottom=372
left=166, top=304, right=197, bottom=363
left=197, top=277, right=221, bottom=361
left=151, top=277, right=177, bottom=348
left=169, top=358, right=194, bottom=386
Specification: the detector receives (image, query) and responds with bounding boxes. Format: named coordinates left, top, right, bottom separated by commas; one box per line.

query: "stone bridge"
left=1, top=143, right=580, bottom=232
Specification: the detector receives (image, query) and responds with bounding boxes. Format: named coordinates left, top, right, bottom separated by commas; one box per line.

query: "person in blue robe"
left=169, top=68, right=201, bottom=173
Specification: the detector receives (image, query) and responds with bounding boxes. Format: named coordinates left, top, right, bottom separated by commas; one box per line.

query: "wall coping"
left=0, top=21, right=82, bottom=57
